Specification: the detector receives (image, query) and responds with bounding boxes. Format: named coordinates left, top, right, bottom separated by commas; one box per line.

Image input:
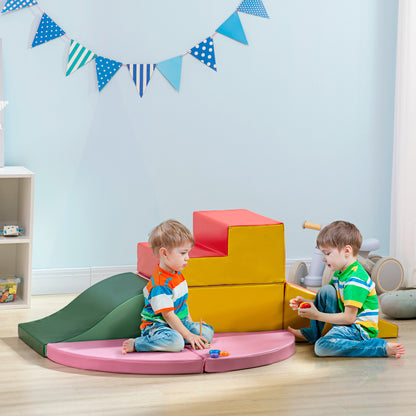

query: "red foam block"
left=193, top=209, right=281, bottom=255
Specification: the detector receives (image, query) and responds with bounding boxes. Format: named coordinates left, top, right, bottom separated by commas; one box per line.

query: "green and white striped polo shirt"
left=330, top=261, right=379, bottom=338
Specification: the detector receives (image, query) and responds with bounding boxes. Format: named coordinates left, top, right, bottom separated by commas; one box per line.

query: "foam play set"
left=18, top=209, right=399, bottom=374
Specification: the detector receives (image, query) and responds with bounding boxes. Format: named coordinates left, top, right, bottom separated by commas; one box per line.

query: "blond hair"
left=148, top=219, right=194, bottom=257
left=316, top=220, right=362, bottom=256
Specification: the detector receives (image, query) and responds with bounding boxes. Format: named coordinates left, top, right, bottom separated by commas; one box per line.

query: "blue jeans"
left=135, top=319, right=214, bottom=352
left=301, top=285, right=388, bottom=357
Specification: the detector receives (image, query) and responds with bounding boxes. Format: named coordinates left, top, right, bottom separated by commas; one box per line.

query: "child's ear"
left=344, top=245, right=353, bottom=256
left=159, top=247, right=168, bottom=258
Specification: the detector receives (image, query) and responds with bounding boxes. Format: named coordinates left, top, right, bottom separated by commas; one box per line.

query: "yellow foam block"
left=283, top=282, right=317, bottom=331
left=188, top=283, right=284, bottom=333
left=185, top=224, right=285, bottom=287
left=283, top=282, right=398, bottom=339
left=378, top=319, right=398, bottom=338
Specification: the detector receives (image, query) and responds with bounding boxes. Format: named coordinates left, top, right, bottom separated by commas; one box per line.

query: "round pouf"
left=379, top=290, right=416, bottom=319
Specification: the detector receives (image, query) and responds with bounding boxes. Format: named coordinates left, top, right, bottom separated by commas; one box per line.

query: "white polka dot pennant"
left=1, top=0, right=38, bottom=14
left=32, top=13, right=65, bottom=48
left=189, top=37, right=217, bottom=72
left=237, top=0, right=269, bottom=19
left=95, top=56, right=123, bottom=92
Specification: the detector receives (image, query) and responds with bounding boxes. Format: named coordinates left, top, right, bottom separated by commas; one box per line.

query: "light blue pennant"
left=156, top=56, right=183, bottom=91
left=127, top=64, right=156, bottom=98
left=216, top=12, right=248, bottom=45
left=95, top=56, right=122, bottom=91
left=32, top=13, right=66, bottom=48
left=237, top=0, right=269, bottom=18
left=189, top=37, right=217, bottom=72
left=1, top=0, right=37, bottom=14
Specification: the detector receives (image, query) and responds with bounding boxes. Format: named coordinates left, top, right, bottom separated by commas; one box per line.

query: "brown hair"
left=148, top=219, right=194, bottom=257
left=316, top=220, right=362, bottom=256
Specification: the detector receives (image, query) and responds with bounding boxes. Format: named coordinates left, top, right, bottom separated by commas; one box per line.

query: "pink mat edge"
left=46, top=331, right=295, bottom=375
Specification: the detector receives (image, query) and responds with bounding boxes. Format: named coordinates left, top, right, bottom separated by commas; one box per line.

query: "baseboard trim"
left=32, top=265, right=137, bottom=295
left=31, top=260, right=312, bottom=295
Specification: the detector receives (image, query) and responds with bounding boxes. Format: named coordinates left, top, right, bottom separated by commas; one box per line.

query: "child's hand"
left=289, top=296, right=305, bottom=311
left=186, top=333, right=209, bottom=350
left=297, top=302, right=319, bottom=320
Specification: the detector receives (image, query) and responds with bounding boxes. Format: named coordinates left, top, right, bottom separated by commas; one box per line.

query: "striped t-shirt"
left=330, top=261, right=379, bottom=338
left=140, top=265, right=189, bottom=330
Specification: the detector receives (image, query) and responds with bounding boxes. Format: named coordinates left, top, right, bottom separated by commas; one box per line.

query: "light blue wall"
left=0, top=0, right=398, bottom=269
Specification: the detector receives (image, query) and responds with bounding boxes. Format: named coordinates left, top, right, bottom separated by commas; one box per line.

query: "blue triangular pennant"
left=237, top=0, right=269, bottom=18
left=32, top=13, right=66, bottom=48
left=126, top=64, right=156, bottom=98
left=156, top=56, right=183, bottom=91
left=1, top=0, right=37, bottom=14
left=95, top=56, right=122, bottom=92
left=189, top=37, right=217, bottom=72
left=216, top=12, right=248, bottom=45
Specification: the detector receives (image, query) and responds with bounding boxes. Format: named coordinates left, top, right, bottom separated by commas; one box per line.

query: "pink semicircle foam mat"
left=46, top=330, right=295, bottom=374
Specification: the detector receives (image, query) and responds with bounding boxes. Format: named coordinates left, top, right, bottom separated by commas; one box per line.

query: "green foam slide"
left=18, top=273, right=148, bottom=356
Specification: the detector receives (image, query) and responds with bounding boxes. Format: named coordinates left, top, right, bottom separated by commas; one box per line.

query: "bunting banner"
left=32, top=13, right=66, bottom=48
left=2, top=0, right=269, bottom=97
left=189, top=37, right=217, bottom=72
left=1, top=0, right=37, bottom=14
left=156, top=56, right=183, bottom=92
left=96, top=57, right=122, bottom=92
left=66, top=40, right=97, bottom=76
left=216, top=12, right=248, bottom=45
left=238, top=0, right=269, bottom=18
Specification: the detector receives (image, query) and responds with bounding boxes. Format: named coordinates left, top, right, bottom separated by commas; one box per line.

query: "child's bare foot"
left=288, top=326, right=307, bottom=341
left=386, top=342, right=405, bottom=358
left=122, top=339, right=136, bottom=354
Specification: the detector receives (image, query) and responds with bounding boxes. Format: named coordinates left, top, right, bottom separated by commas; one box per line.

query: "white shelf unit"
left=0, top=166, right=34, bottom=308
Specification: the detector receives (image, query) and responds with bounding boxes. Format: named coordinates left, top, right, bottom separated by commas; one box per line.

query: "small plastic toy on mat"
left=209, top=349, right=229, bottom=358
left=0, top=225, right=23, bottom=237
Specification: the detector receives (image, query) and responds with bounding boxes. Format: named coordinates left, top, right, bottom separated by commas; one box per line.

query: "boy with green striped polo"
left=288, top=221, right=405, bottom=358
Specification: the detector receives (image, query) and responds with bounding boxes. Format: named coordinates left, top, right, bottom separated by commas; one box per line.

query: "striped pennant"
left=66, top=40, right=97, bottom=76
left=1, top=0, right=38, bottom=14
left=127, top=64, right=156, bottom=98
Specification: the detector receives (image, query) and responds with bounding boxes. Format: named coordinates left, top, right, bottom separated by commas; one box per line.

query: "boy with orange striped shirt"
left=122, top=220, right=214, bottom=353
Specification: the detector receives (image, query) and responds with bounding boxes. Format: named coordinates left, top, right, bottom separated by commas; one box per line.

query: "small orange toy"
left=220, top=351, right=229, bottom=356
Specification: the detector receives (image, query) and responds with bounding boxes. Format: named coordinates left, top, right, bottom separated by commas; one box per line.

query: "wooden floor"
left=1, top=294, right=415, bottom=416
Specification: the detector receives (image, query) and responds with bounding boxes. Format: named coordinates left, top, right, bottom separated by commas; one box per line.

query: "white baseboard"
left=31, top=260, right=312, bottom=295
left=32, top=265, right=137, bottom=295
